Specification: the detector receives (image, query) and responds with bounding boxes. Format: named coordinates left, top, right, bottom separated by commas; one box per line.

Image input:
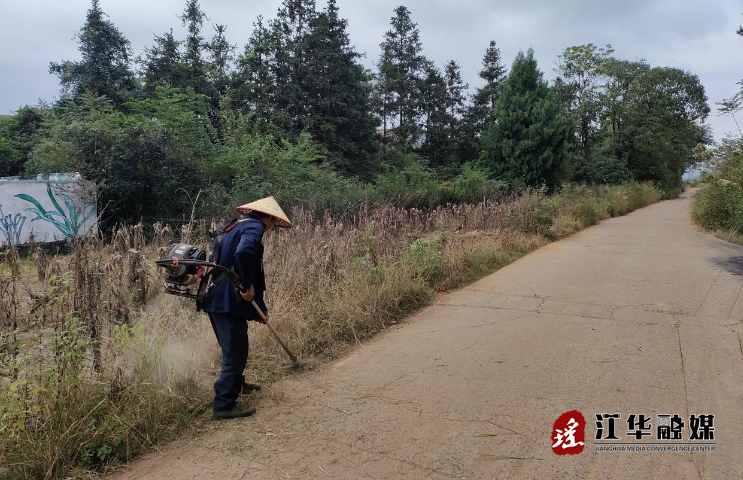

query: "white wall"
left=0, top=173, right=97, bottom=246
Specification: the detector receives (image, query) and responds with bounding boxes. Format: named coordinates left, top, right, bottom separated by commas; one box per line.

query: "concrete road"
left=110, top=191, right=743, bottom=480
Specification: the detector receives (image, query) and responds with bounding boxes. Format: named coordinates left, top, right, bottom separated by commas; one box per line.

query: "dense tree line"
left=0, top=0, right=711, bottom=228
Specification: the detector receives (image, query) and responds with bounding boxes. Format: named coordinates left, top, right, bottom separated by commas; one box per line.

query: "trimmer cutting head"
left=281, top=359, right=311, bottom=371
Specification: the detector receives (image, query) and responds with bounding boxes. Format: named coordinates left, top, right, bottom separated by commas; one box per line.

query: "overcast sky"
left=1, top=0, right=741, bottom=141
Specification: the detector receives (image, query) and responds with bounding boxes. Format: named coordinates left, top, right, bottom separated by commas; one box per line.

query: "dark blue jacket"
left=201, top=216, right=267, bottom=320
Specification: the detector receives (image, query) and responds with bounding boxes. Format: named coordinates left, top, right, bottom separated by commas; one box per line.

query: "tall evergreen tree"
left=178, top=0, right=218, bottom=102
left=230, top=16, right=275, bottom=126
left=443, top=60, right=470, bottom=172
left=444, top=60, right=468, bottom=141
left=49, top=0, right=135, bottom=106
left=377, top=6, right=428, bottom=144
left=418, top=62, right=449, bottom=168
left=206, top=24, right=236, bottom=99
left=467, top=41, right=507, bottom=138
left=269, top=0, right=319, bottom=131
left=205, top=23, right=235, bottom=140
left=179, top=1, right=233, bottom=140
left=303, top=0, right=378, bottom=178
left=142, top=29, right=188, bottom=92
left=230, top=0, right=378, bottom=176
left=481, top=49, right=572, bottom=191
left=419, top=60, right=468, bottom=173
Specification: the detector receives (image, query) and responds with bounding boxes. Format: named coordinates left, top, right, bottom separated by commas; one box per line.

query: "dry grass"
left=0, top=182, right=661, bottom=479
left=710, top=229, right=743, bottom=247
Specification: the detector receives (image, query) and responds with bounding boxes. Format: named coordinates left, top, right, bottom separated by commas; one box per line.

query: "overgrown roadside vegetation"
left=692, top=139, right=743, bottom=245
left=691, top=19, right=743, bottom=244
left=0, top=182, right=660, bottom=479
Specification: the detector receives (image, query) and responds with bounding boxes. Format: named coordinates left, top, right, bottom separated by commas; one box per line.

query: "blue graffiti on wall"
left=15, top=183, right=96, bottom=238
left=0, top=205, right=26, bottom=246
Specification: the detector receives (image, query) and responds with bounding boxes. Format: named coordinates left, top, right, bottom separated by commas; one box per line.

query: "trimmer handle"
left=250, top=300, right=298, bottom=364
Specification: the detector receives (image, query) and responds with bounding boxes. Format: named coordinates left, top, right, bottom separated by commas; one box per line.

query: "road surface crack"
left=694, top=269, right=722, bottom=317
left=353, top=394, right=423, bottom=415
left=676, top=323, right=703, bottom=480
left=674, top=324, right=690, bottom=420
left=731, top=282, right=743, bottom=318
left=440, top=415, right=523, bottom=436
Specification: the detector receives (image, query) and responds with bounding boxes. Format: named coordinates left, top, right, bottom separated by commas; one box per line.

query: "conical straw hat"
left=236, top=196, right=292, bottom=228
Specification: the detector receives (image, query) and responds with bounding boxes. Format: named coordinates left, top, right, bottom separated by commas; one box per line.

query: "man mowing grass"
left=200, top=196, right=293, bottom=420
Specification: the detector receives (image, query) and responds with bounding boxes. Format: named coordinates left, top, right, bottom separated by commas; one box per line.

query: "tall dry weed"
left=0, top=182, right=661, bottom=478
left=0, top=224, right=195, bottom=479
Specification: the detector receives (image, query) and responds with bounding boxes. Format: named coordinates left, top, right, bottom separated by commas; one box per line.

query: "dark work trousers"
left=208, top=311, right=249, bottom=412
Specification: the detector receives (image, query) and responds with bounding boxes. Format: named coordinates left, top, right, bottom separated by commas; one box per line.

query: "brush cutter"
left=155, top=245, right=308, bottom=370
left=250, top=300, right=309, bottom=371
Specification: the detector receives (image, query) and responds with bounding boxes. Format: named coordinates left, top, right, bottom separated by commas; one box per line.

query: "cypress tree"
left=377, top=6, right=428, bottom=145
left=303, top=0, right=378, bottom=178
left=481, top=49, right=572, bottom=191
left=179, top=0, right=211, bottom=97
left=230, top=16, right=275, bottom=127
left=142, top=29, right=188, bottom=92
left=468, top=41, right=507, bottom=138
left=49, top=0, right=135, bottom=107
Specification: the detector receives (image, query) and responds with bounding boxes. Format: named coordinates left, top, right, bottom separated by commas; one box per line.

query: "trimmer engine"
left=156, top=233, right=243, bottom=301
left=160, top=243, right=208, bottom=298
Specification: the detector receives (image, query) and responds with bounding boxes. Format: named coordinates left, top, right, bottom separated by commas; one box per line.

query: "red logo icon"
left=552, top=410, right=586, bottom=455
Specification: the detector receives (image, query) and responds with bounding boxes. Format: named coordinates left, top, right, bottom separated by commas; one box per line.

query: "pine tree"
left=179, top=0, right=213, bottom=98
left=303, top=0, right=378, bottom=178
left=418, top=60, right=468, bottom=173
left=481, top=49, right=572, bottom=191
left=377, top=6, right=428, bottom=145
left=468, top=41, right=507, bottom=138
left=49, top=0, right=135, bottom=106
left=418, top=62, right=449, bottom=168
left=440, top=60, right=469, bottom=173
left=269, top=0, right=319, bottom=131
left=206, top=24, right=236, bottom=98
left=444, top=60, right=468, bottom=140
left=230, top=16, right=275, bottom=126
left=142, top=29, right=188, bottom=92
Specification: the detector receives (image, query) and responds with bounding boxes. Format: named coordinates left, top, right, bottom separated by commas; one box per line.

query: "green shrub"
left=373, top=152, right=442, bottom=209
left=690, top=140, right=743, bottom=234
left=404, top=235, right=444, bottom=285
left=442, top=163, right=508, bottom=204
